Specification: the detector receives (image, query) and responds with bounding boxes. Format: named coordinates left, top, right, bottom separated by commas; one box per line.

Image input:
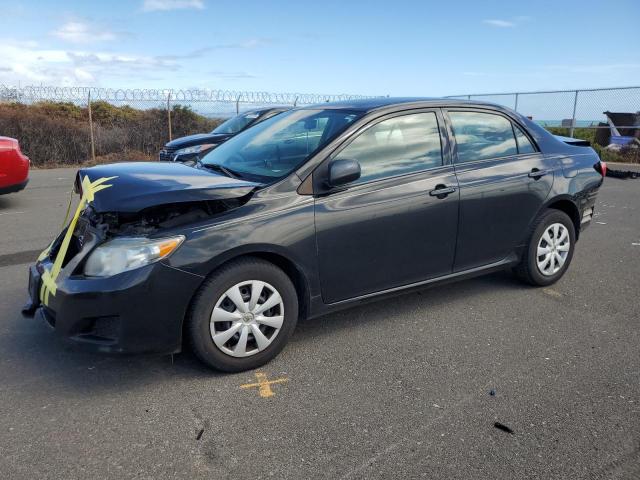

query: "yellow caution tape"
left=60, top=188, right=74, bottom=229
left=35, top=189, right=74, bottom=264
left=39, top=175, right=117, bottom=306
left=37, top=241, right=53, bottom=262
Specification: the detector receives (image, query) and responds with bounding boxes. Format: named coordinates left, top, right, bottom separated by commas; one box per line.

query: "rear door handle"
left=528, top=168, right=548, bottom=179
left=429, top=185, right=456, bottom=198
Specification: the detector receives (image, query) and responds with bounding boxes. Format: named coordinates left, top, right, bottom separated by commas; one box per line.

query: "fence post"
left=87, top=91, right=96, bottom=164
left=570, top=90, right=579, bottom=137
left=514, top=93, right=519, bottom=112
left=236, top=95, right=241, bottom=115
left=167, top=91, right=172, bottom=142
left=293, top=96, right=298, bottom=107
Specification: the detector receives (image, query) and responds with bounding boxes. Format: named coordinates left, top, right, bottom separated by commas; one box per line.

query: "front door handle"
left=528, top=168, right=548, bottom=179
left=429, top=184, right=456, bottom=198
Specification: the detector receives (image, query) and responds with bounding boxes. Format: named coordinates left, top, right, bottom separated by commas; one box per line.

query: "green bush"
left=0, top=101, right=223, bottom=167
left=0, top=103, right=90, bottom=165
left=544, top=126, right=638, bottom=164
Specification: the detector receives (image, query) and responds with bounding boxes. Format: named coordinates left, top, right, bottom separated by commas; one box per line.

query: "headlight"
left=84, top=236, right=185, bottom=277
left=174, top=144, right=215, bottom=156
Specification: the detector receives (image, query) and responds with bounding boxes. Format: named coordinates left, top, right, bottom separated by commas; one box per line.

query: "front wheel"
left=515, top=209, right=576, bottom=286
left=187, top=258, right=298, bottom=372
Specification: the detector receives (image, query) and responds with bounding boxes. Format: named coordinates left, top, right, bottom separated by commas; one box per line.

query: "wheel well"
left=547, top=199, right=581, bottom=239
left=181, top=251, right=310, bottom=351
left=247, top=252, right=310, bottom=319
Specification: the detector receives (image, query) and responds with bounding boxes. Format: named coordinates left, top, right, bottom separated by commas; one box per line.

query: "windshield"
left=212, top=111, right=262, bottom=134
left=201, top=109, right=362, bottom=182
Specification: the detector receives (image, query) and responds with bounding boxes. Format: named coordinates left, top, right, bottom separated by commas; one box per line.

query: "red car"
left=0, top=136, right=29, bottom=194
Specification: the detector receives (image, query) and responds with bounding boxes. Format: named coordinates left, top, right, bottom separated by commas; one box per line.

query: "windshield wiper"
left=197, top=161, right=243, bottom=179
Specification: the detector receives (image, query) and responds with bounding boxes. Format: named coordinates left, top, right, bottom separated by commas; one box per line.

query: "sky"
left=0, top=0, right=639, bottom=97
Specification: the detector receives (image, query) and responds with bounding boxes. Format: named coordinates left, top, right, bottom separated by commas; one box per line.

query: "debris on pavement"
left=494, top=422, right=515, bottom=434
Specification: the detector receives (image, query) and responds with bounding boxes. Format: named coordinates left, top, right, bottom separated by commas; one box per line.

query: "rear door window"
left=449, top=111, right=518, bottom=163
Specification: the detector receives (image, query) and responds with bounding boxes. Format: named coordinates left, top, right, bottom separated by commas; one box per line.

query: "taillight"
left=594, top=161, right=607, bottom=177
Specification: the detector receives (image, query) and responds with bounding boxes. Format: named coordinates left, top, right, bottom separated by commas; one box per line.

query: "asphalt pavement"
left=0, top=167, right=639, bottom=479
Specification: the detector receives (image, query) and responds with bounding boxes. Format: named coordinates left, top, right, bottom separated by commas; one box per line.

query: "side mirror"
left=328, top=159, right=361, bottom=187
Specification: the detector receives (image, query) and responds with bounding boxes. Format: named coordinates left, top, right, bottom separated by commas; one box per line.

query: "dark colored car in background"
left=159, top=107, right=290, bottom=162
left=0, top=136, right=30, bottom=195
left=25, top=98, right=605, bottom=372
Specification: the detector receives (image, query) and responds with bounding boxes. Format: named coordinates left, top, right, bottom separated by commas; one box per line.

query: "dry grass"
left=0, top=101, right=221, bottom=167
left=31, top=151, right=156, bottom=169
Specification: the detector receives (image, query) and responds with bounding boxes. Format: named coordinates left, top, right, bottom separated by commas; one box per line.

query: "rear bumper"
left=27, top=260, right=203, bottom=355
left=580, top=206, right=594, bottom=231
left=577, top=185, right=601, bottom=234
left=0, top=178, right=28, bottom=195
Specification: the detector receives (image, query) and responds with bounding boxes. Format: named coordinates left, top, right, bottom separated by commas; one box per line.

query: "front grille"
left=54, top=225, right=84, bottom=268
left=45, top=214, right=93, bottom=272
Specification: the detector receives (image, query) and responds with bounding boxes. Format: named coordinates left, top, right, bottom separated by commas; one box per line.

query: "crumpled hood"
left=77, top=162, right=259, bottom=213
left=164, top=133, right=231, bottom=149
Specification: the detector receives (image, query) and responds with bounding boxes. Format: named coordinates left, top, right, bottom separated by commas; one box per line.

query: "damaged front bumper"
left=23, top=223, right=203, bottom=355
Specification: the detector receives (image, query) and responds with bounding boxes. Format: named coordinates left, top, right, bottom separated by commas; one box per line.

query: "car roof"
left=247, top=106, right=291, bottom=114
left=300, top=97, right=502, bottom=112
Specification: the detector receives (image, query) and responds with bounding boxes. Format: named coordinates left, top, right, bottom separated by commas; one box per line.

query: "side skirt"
left=307, top=255, right=518, bottom=320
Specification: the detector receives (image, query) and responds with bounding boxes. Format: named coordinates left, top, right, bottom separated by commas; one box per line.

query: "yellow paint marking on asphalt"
left=240, top=372, right=288, bottom=398
left=542, top=288, right=563, bottom=298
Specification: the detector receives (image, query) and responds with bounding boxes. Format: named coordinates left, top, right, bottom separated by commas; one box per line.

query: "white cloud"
left=209, top=70, right=258, bottom=80
left=142, top=0, right=205, bottom=12
left=483, top=19, right=516, bottom=28
left=0, top=39, right=181, bottom=86
left=52, top=21, right=117, bottom=43
left=483, top=16, right=532, bottom=28
left=156, top=38, right=272, bottom=61
left=0, top=34, right=273, bottom=87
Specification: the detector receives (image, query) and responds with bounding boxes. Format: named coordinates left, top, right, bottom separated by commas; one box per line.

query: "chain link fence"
left=447, top=86, right=640, bottom=133
left=0, top=85, right=373, bottom=167
left=447, top=86, right=640, bottom=163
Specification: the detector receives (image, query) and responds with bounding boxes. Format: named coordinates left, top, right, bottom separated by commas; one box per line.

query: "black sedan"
left=159, top=107, right=289, bottom=162
left=25, top=98, right=605, bottom=372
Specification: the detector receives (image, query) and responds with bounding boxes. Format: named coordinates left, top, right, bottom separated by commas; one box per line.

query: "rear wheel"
left=187, top=258, right=298, bottom=372
left=515, top=209, right=576, bottom=286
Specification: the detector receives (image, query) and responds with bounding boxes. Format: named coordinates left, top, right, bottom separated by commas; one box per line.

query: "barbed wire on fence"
left=0, top=84, right=373, bottom=105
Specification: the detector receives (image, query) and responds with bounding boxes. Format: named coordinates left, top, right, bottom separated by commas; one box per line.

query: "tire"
left=515, top=209, right=576, bottom=286
left=187, top=258, right=298, bottom=372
